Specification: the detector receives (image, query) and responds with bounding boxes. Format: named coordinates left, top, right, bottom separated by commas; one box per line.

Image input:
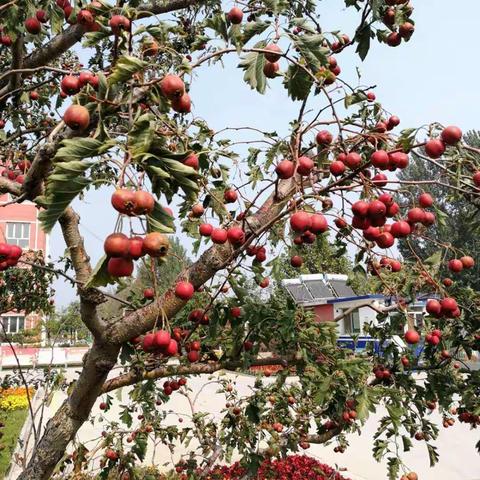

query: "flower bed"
left=206, top=455, right=351, bottom=480
left=0, top=387, right=35, bottom=411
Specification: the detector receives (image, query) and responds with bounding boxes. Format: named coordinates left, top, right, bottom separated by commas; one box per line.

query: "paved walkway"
left=4, top=367, right=480, bottom=480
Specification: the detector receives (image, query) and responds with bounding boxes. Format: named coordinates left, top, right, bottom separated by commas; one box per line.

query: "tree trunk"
left=17, top=342, right=119, bottom=480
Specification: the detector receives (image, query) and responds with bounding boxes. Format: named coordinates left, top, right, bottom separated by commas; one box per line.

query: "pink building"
left=0, top=192, right=49, bottom=337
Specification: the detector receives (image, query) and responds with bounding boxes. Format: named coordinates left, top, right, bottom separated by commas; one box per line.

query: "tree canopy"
left=0, top=2, right=478, bottom=480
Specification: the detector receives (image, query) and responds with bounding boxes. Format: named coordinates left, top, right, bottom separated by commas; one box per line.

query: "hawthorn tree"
left=0, top=1, right=479, bottom=480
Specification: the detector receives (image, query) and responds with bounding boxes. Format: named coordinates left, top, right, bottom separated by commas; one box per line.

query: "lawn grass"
left=0, top=409, right=28, bottom=479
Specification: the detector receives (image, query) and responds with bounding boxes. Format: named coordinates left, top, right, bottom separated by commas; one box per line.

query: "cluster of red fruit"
left=159, top=74, right=191, bottom=114
left=348, top=191, right=435, bottom=252
left=458, top=411, right=480, bottom=426
left=136, top=325, right=201, bottom=363
left=372, top=364, right=392, bottom=380
left=60, top=72, right=99, bottom=98
left=0, top=242, right=23, bottom=271
left=205, top=455, right=351, bottom=480
left=0, top=160, right=31, bottom=185
left=104, top=189, right=168, bottom=277
left=381, top=1, right=414, bottom=48
left=162, top=376, right=187, bottom=396
left=275, top=156, right=315, bottom=179
left=447, top=255, right=475, bottom=273
left=425, top=297, right=460, bottom=319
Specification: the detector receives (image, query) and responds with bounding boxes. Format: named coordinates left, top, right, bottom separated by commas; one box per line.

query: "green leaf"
left=355, top=24, right=372, bottom=60
left=387, top=457, right=400, bottom=480
left=54, top=138, right=114, bottom=162
left=128, top=113, right=155, bottom=160
left=284, top=64, right=313, bottom=101
left=84, top=255, right=117, bottom=289
left=108, top=56, right=147, bottom=86
left=238, top=41, right=267, bottom=94
left=242, top=20, right=270, bottom=44
left=427, top=443, right=439, bottom=467
left=147, top=201, right=175, bottom=234
left=37, top=160, right=94, bottom=232
left=205, top=13, right=229, bottom=42
left=290, top=33, right=328, bottom=71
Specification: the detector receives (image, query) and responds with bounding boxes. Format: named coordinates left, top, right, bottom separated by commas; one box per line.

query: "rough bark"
left=17, top=342, right=120, bottom=480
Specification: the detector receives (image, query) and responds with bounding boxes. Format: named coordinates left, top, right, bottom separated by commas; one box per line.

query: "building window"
left=0, top=315, right=25, bottom=334
left=344, top=311, right=361, bottom=334
left=6, top=222, right=30, bottom=248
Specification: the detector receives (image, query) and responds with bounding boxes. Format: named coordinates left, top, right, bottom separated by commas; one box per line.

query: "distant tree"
left=397, top=131, right=480, bottom=290
left=44, top=301, right=90, bottom=345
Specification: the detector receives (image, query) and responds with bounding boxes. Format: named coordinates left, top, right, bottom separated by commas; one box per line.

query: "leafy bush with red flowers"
left=206, top=455, right=351, bottom=480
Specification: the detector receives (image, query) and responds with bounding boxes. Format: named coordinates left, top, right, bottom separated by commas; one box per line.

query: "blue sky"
left=51, top=0, right=480, bottom=306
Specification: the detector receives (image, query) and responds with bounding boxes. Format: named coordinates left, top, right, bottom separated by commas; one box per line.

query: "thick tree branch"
left=102, top=356, right=295, bottom=393
left=137, top=0, right=200, bottom=16
left=0, top=176, right=22, bottom=197
left=107, top=177, right=296, bottom=344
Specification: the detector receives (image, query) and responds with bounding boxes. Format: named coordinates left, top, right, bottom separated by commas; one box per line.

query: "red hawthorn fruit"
left=133, top=190, right=155, bottom=215
left=25, top=17, right=42, bottom=34
left=107, top=257, right=134, bottom=277
left=422, top=211, right=436, bottom=226
left=425, top=139, right=446, bottom=159
left=418, top=192, right=433, bottom=208
left=36, top=10, right=48, bottom=22
left=290, top=255, right=303, bottom=268
left=405, top=330, right=420, bottom=344
left=335, top=217, right=348, bottom=229
left=368, top=200, right=387, bottom=218
left=175, top=281, right=194, bottom=300
left=184, top=153, right=199, bottom=170
left=61, top=75, right=80, bottom=95
left=259, top=277, right=269, bottom=288
left=290, top=211, right=311, bottom=232
left=316, top=130, right=333, bottom=145
left=230, top=306, right=241, bottom=318
left=171, top=93, right=191, bottom=113
left=352, top=200, right=369, bottom=217
left=440, top=297, right=458, bottom=312
left=199, top=223, right=213, bottom=236
left=263, top=61, right=279, bottom=78
left=109, top=15, right=130, bottom=35
left=344, top=152, right=362, bottom=169
left=227, top=6, right=243, bottom=24
left=104, top=233, right=129, bottom=257
left=187, top=350, right=200, bottom=363
left=111, top=189, right=136, bottom=215
left=473, top=171, right=480, bottom=187
left=105, top=449, right=118, bottom=461
left=63, top=105, right=90, bottom=130
left=372, top=173, right=388, bottom=187
left=191, top=203, right=204, bottom=218
left=143, top=287, right=154, bottom=299
left=77, top=9, right=94, bottom=25
left=386, top=31, right=401, bottom=47
left=460, top=255, right=475, bottom=269
left=224, top=189, right=238, bottom=203
left=370, top=150, right=389, bottom=169
left=154, top=330, right=171, bottom=349
left=165, top=339, right=178, bottom=356
left=366, top=91, right=376, bottom=101
left=387, top=115, right=400, bottom=130
left=448, top=259, right=463, bottom=273
left=142, top=232, right=169, bottom=257
left=330, top=160, right=345, bottom=176
left=390, top=220, right=411, bottom=238
left=407, top=207, right=426, bottom=224
left=263, top=44, right=282, bottom=62
left=309, top=213, right=328, bottom=233
left=243, top=340, right=253, bottom=351
left=275, top=159, right=295, bottom=179
left=376, top=232, right=394, bottom=249
left=426, top=299, right=442, bottom=316
left=441, top=125, right=462, bottom=145
left=227, top=227, right=245, bottom=245
left=211, top=228, right=228, bottom=244
left=399, top=22, right=415, bottom=39
left=160, top=74, right=185, bottom=99
left=388, top=151, right=409, bottom=169
left=296, top=156, right=314, bottom=176
left=442, top=277, right=453, bottom=287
